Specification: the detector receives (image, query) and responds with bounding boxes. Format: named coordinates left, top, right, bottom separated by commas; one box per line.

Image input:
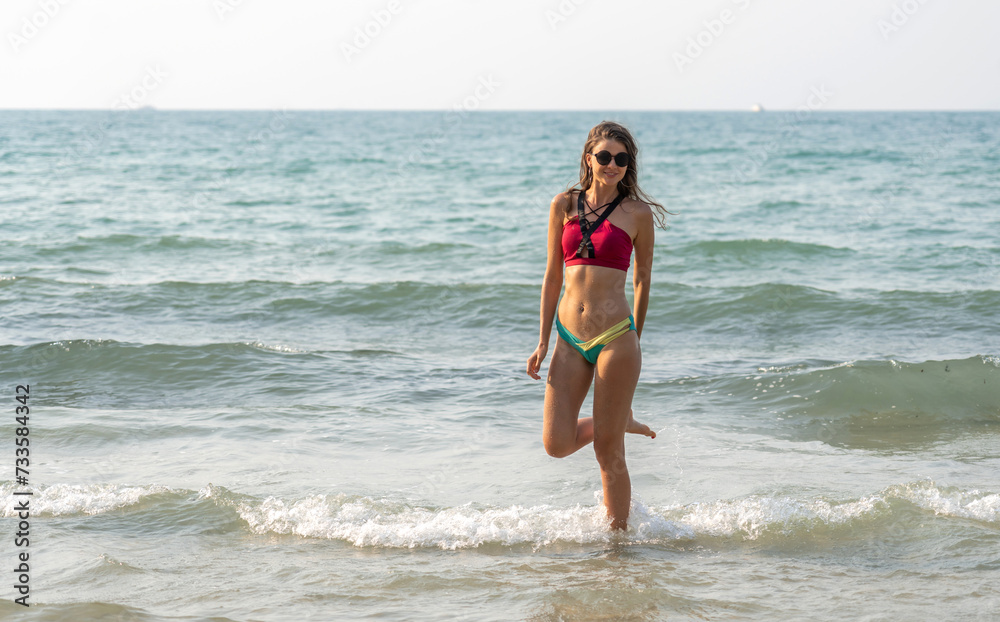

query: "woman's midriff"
left=558, top=265, right=631, bottom=340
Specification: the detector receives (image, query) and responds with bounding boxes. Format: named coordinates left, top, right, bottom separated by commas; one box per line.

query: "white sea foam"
left=665, top=494, right=884, bottom=540
left=894, top=481, right=1000, bottom=522
left=6, top=481, right=995, bottom=546
left=202, top=488, right=864, bottom=548
left=210, top=480, right=1000, bottom=549
left=244, top=340, right=309, bottom=353
left=0, top=483, right=173, bottom=517
left=226, top=491, right=887, bottom=548
left=222, top=491, right=628, bottom=549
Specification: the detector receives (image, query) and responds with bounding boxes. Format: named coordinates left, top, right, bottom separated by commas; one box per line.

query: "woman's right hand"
left=526, top=343, right=548, bottom=380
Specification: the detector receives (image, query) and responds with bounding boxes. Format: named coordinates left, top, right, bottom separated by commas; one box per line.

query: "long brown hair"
left=568, top=120, right=673, bottom=229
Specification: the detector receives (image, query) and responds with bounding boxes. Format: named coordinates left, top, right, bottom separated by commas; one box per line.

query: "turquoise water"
left=1, top=110, right=999, bottom=621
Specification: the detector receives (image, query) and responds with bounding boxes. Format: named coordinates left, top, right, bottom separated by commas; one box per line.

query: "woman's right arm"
left=526, top=193, right=567, bottom=379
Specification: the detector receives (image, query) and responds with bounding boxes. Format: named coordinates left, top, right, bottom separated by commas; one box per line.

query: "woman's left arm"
left=632, top=206, right=655, bottom=339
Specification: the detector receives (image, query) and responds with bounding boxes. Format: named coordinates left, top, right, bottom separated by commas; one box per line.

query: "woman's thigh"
left=543, top=337, right=595, bottom=441
left=592, top=332, right=641, bottom=444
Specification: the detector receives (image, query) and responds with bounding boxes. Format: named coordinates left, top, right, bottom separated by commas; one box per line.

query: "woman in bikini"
left=526, top=121, right=670, bottom=530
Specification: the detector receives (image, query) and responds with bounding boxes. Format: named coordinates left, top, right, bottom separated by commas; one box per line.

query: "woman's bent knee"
left=544, top=437, right=574, bottom=458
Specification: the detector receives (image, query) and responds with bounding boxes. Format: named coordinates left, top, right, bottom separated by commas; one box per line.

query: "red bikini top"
left=561, top=191, right=633, bottom=272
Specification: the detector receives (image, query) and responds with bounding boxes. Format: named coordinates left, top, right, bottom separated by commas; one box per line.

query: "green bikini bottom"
left=555, top=314, right=636, bottom=364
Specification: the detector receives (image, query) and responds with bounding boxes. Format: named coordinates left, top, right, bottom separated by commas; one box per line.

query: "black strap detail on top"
left=576, top=190, right=624, bottom=259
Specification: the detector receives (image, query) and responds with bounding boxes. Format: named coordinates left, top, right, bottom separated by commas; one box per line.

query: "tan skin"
left=525, top=138, right=655, bottom=530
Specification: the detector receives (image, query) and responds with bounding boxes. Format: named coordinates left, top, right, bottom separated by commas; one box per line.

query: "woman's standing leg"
left=542, top=337, right=596, bottom=458
left=592, top=332, right=642, bottom=529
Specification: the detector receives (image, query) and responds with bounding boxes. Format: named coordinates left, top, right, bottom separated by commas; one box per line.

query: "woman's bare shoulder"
left=623, top=196, right=653, bottom=216
left=552, top=190, right=575, bottom=205
left=550, top=190, right=575, bottom=216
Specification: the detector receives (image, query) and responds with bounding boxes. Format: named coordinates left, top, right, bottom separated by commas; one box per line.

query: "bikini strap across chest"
left=575, top=190, right=624, bottom=259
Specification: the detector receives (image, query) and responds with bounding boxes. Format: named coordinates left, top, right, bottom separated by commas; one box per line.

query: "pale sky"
left=2, top=0, right=998, bottom=110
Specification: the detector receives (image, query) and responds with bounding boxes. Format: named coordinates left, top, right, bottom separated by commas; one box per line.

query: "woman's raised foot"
left=626, top=409, right=655, bottom=439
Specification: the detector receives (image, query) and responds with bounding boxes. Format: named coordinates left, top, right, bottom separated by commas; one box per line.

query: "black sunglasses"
left=591, top=150, right=629, bottom=167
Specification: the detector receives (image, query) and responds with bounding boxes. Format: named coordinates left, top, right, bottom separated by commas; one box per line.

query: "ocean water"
left=1, top=109, right=999, bottom=621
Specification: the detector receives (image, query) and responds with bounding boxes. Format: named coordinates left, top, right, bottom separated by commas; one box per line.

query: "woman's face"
left=588, top=138, right=628, bottom=186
